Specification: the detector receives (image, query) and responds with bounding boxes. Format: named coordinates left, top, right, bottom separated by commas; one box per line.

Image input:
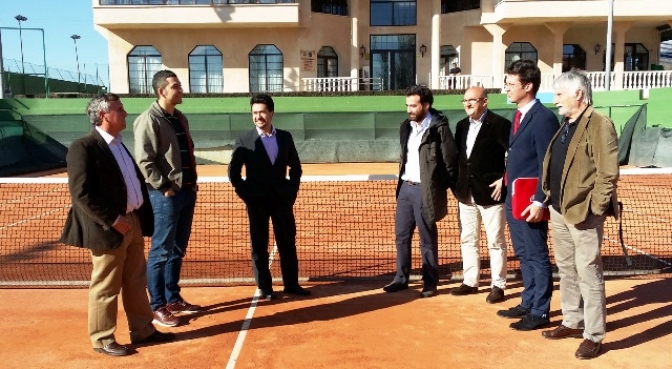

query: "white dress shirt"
left=400, top=112, right=432, bottom=183
left=466, top=111, right=486, bottom=159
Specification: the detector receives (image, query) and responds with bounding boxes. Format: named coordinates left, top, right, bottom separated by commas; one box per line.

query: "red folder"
left=512, top=177, right=550, bottom=221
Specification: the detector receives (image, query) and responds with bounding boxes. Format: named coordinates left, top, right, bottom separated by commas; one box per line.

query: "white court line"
left=225, top=242, right=278, bottom=369
left=0, top=205, right=70, bottom=231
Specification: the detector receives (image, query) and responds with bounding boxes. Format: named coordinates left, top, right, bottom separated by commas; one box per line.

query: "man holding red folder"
left=540, top=70, right=619, bottom=360
left=498, top=60, right=559, bottom=331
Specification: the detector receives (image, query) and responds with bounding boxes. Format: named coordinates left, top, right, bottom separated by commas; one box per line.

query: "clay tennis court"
left=0, top=163, right=670, bottom=368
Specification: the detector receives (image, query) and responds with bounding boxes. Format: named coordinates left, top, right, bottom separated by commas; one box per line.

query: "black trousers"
left=247, top=197, right=299, bottom=292
left=393, top=182, right=440, bottom=289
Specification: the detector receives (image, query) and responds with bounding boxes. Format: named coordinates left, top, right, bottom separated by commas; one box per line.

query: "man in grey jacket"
left=383, top=85, right=458, bottom=298
left=134, top=70, right=201, bottom=328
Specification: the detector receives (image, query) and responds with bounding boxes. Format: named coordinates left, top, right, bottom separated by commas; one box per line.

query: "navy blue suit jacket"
left=506, top=101, right=559, bottom=203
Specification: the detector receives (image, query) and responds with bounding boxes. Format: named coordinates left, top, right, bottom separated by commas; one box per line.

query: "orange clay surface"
left=0, top=278, right=670, bottom=369
left=1, top=163, right=671, bottom=368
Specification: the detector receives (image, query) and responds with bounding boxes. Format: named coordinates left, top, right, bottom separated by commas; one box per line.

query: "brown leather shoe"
left=542, top=325, right=584, bottom=340
left=485, top=286, right=505, bottom=304
left=166, top=300, right=203, bottom=314
left=152, top=306, right=179, bottom=327
left=93, top=341, right=130, bottom=357
left=575, top=339, right=602, bottom=359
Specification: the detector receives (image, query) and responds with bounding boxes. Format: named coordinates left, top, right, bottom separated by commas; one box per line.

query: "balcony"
left=302, top=77, right=385, bottom=92
left=94, top=0, right=299, bottom=29
left=436, top=70, right=672, bottom=91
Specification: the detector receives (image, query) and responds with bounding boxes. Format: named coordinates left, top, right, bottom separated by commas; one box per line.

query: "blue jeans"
left=147, top=188, right=197, bottom=311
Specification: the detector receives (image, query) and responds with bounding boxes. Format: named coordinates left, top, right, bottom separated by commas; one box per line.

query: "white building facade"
left=93, top=0, right=672, bottom=93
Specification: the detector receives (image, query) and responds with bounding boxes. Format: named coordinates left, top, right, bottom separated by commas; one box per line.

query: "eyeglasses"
left=560, top=123, right=570, bottom=144
left=461, top=98, right=485, bottom=104
left=504, top=82, right=523, bottom=89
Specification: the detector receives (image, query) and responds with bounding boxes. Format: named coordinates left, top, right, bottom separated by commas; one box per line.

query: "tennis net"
left=0, top=169, right=670, bottom=288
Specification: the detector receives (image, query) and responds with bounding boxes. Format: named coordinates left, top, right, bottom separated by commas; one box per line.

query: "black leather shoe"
left=283, top=286, right=311, bottom=296
left=450, top=284, right=478, bottom=296
left=259, top=290, right=276, bottom=300
left=93, top=342, right=130, bottom=357
left=420, top=288, right=437, bottom=298
left=575, top=339, right=602, bottom=359
left=542, top=325, right=584, bottom=340
left=510, top=313, right=550, bottom=331
left=497, top=304, right=530, bottom=318
left=131, top=330, right=176, bottom=345
left=383, top=282, right=408, bottom=293
left=486, top=286, right=505, bottom=304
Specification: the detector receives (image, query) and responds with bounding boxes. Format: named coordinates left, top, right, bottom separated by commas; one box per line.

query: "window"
left=189, top=45, right=223, bottom=93
left=249, top=44, right=283, bottom=92
left=440, top=45, right=459, bottom=75
left=311, top=0, right=347, bottom=15
left=602, top=43, right=650, bottom=71
left=370, top=0, right=416, bottom=27
left=317, top=47, right=338, bottom=78
left=505, top=42, right=538, bottom=70
left=562, top=44, right=586, bottom=72
left=441, top=0, right=479, bottom=14
left=128, top=46, right=162, bottom=94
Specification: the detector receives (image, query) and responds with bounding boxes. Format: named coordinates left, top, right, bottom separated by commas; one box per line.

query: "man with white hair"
left=540, top=70, right=619, bottom=360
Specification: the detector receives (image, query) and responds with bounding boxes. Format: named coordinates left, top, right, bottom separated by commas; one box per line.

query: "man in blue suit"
left=497, top=60, right=559, bottom=331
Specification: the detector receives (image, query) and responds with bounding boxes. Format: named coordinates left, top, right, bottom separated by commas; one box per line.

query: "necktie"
left=513, top=110, right=522, bottom=135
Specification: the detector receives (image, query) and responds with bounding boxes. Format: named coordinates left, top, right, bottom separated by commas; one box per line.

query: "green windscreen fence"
left=0, top=105, right=661, bottom=176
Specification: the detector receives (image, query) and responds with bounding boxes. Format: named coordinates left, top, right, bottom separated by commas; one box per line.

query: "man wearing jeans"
left=134, top=70, right=201, bottom=327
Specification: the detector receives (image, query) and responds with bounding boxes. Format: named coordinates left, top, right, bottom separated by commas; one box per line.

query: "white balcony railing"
left=438, top=75, right=496, bottom=90
left=437, top=71, right=672, bottom=92
left=301, top=77, right=385, bottom=92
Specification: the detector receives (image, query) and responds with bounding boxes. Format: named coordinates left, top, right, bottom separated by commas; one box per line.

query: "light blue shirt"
left=95, top=126, right=143, bottom=214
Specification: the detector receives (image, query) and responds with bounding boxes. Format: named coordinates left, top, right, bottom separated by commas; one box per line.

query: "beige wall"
left=97, top=1, right=668, bottom=93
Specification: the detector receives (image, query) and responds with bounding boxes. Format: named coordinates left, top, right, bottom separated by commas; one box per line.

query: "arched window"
left=563, top=44, right=586, bottom=72
left=128, top=46, right=162, bottom=94
left=249, top=44, right=283, bottom=93
left=189, top=45, right=223, bottom=93
left=317, top=46, right=338, bottom=78
left=440, top=45, right=459, bottom=75
left=504, top=42, right=538, bottom=70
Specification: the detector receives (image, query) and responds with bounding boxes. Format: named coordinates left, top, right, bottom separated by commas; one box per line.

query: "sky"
left=0, top=0, right=109, bottom=86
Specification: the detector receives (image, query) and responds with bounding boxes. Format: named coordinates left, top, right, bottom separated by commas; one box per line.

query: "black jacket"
left=454, top=110, right=510, bottom=206
left=60, top=129, right=153, bottom=250
left=228, top=127, right=302, bottom=206
left=396, top=108, right=458, bottom=222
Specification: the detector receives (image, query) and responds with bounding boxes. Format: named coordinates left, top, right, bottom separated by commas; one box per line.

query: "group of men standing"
left=59, top=61, right=618, bottom=361
left=383, top=60, right=618, bottom=360
left=60, top=70, right=308, bottom=357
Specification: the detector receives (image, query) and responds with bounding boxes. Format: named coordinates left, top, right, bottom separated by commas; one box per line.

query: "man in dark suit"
left=451, top=86, right=510, bottom=304
left=498, top=60, right=559, bottom=330
left=60, top=94, right=174, bottom=356
left=228, top=94, right=309, bottom=300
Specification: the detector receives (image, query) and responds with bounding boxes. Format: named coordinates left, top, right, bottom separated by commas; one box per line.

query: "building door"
left=370, top=35, right=416, bottom=90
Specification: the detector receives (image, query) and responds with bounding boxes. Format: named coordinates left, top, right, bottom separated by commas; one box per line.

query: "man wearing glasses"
left=539, top=70, right=619, bottom=360
left=497, top=60, right=559, bottom=331
left=451, top=86, right=510, bottom=304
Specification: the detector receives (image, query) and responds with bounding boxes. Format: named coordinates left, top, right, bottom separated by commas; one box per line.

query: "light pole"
left=15, top=14, right=27, bottom=94
left=71, top=34, right=81, bottom=92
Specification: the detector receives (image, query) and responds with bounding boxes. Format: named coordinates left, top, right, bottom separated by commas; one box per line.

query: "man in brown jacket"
left=61, top=94, right=174, bottom=356
left=382, top=85, right=458, bottom=298
left=540, top=70, right=619, bottom=360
